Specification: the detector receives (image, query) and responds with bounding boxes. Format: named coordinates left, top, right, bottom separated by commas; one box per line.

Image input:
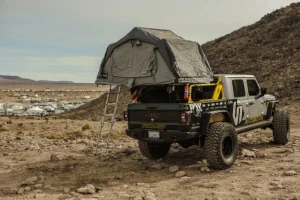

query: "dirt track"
left=0, top=104, right=299, bottom=200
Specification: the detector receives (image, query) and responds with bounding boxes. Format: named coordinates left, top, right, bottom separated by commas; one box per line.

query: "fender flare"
left=199, top=110, right=234, bottom=135
left=265, top=101, right=277, bottom=119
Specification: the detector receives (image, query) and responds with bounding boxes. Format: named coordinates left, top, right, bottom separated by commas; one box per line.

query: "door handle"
left=246, top=102, right=254, bottom=106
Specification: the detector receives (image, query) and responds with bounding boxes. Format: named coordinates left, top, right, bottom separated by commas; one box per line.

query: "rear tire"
left=138, top=141, right=170, bottom=159
left=273, top=109, right=290, bottom=145
left=204, top=122, right=238, bottom=169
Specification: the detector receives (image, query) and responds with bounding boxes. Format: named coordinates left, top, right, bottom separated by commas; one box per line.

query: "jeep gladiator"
left=125, top=74, right=290, bottom=169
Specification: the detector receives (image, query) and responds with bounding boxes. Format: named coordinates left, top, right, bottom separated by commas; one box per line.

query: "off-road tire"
left=204, top=122, right=238, bottom=169
left=138, top=141, right=171, bottom=159
left=273, top=109, right=290, bottom=145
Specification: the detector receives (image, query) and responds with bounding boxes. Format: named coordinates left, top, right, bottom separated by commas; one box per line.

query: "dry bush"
left=18, top=123, right=23, bottom=127
left=0, top=125, right=9, bottom=132
left=44, top=134, right=65, bottom=140
left=43, top=128, right=83, bottom=141
left=6, top=120, right=13, bottom=124
left=17, top=130, right=29, bottom=136
left=82, top=124, right=91, bottom=131
left=67, top=128, right=83, bottom=140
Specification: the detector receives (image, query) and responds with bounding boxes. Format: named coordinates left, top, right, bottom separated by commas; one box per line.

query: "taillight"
left=184, top=84, right=189, bottom=100
left=124, top=111, right=128, bottom=121
left=181, top=112, right=191, bottom=124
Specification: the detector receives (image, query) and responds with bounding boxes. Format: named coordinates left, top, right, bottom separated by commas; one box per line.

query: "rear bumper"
left=126, top=129, right=198, bottom=143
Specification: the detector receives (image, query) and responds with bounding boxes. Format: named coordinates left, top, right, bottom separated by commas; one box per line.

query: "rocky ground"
left=0, top=104, right=299, bottom=200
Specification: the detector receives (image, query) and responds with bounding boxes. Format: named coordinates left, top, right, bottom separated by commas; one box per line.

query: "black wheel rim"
left=222, top=135, right=233, bottom=158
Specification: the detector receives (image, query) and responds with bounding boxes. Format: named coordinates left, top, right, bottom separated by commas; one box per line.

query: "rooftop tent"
left=95, top=27, right=213, bottom=87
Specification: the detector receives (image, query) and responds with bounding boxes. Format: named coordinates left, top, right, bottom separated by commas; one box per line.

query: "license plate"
left=148, top=131, right=160, bottom=139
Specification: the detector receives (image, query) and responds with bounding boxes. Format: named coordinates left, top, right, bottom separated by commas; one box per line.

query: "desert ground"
left=0, top=84, right=299, bottom=200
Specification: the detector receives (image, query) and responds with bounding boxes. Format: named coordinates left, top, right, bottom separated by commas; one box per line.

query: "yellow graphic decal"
left=245, top=116, right=264, bottom=124
left=141, top=124, right=166, bottom=129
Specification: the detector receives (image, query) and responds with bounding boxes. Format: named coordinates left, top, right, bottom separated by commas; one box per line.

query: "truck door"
left=230, top=79, right=250, bottom=126
left=245, top=79, right=267, bottom=122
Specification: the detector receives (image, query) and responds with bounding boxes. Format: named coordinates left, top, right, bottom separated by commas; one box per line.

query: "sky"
left=0, top=0, right=298, bottom=83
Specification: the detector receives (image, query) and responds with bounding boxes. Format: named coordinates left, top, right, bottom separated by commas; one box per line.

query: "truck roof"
left=214, top=74, right=255, bottom=78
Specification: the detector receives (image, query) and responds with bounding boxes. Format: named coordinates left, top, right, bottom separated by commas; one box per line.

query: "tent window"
left=136, top=40, right=142, bottom=46
left=112, top=41, right=156, bottom=77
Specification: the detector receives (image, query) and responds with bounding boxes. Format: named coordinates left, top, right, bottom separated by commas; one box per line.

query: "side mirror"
left=261, top=87, right=267, bottom=95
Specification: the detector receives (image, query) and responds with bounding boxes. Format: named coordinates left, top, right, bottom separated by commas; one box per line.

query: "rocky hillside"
left=202, top=2, right=300, bottom=101
left=60, top=86, right=130, bottom=121
left=62, top=3, right=300, bottom=121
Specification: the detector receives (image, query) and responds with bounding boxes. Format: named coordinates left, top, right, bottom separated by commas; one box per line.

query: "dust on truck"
left=96, top=27, right=290, bottom=169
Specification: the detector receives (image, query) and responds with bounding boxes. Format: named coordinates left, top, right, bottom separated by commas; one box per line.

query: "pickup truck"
left=125, top=74, right=290, bottom=169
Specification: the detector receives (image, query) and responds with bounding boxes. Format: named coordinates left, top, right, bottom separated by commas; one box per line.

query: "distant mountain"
left=0, top=75, right=35, bottom=82
left=37, top=80, right=74, bottom=84
left=0, top=75, right=74, bottom=84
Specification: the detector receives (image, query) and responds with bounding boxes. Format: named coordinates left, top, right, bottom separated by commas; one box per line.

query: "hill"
left=60, top=86, right=130, bottom=121
left=37, top=80, right=74, bottom=84
left=61, top=3, right=300, bottom=121
left=0, top=75, right=35, bottom=83
left=202, top=2, right=300, bottom=100
left=0, top=75, right=74, bottom=84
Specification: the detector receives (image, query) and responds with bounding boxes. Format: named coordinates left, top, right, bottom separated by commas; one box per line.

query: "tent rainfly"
left=95, top=27, right=213, bottom=87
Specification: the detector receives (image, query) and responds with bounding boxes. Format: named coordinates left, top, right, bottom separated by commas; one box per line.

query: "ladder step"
left=108, top=92, right=120, bottom=94
left=103, top=121, right=114, bottom=124
left=100, top=131, right=111, bottom=135
left=107, top=103, right=117, bottom=105
left=104, top=114, right=115, bottom=117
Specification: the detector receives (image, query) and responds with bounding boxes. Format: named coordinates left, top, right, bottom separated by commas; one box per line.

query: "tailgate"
left=128, top=103, right=181, bottom=123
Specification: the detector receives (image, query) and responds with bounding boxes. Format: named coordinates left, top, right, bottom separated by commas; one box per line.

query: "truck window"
left=191, top=85, right=215, bottom=101
left=247, top=79, right=260, bottom=96
left=232, top=80, right=245, bottom=97
left=138, top=86, right=170, bottom=103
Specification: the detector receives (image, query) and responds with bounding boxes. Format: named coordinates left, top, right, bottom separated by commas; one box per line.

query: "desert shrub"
left=45, top=134, right=64, bottom=140
left=0, top=125, right=8, bottom=132
left=6, top=120, right=13, bottom=124
left=82, top=124, right=91, bottom=131
left=17, top=130, right=29, bottom=136
left=18, top=123, right=23, bottom=127
left=43, top=128, right=82, bottom=141
left=67, top=129, right=82, bottom=139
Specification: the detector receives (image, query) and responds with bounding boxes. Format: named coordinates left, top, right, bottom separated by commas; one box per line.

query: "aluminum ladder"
left=96, top=85, right=121, bottom=154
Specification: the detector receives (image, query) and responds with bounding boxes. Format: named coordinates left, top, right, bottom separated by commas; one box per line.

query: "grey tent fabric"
left=166, top=39, right=213, bottom=83
left=111, top=41, right=157, bottom=78
left=96, top=27, right=213, bottom=87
